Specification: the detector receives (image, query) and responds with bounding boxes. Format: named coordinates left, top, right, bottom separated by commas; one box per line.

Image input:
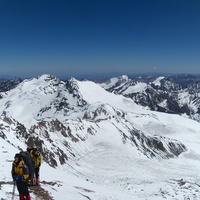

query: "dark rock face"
left=128, top=129, right=187, bottom=159
left=0, top=78, right=23, bottom=92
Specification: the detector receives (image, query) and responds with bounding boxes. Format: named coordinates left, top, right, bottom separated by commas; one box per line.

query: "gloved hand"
left=12, top=175, right=24, bottom=181
left=12, top=174, right=18, bottom=181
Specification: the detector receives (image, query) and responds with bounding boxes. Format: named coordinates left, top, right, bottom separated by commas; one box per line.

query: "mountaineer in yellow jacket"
left=11, top=153, right=31, bottom=200
left=30, top=148, right=42, bottom=185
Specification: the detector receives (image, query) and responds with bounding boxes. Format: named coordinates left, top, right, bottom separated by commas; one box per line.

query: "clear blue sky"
left=0, top=0, right=200, bottom=78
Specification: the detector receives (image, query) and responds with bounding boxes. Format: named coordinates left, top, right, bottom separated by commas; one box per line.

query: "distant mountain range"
left=1, top=72, right=200, bottom=82
left=1, top=73, right=200, bottom=122
left=101, top=74, right=200, bottom=122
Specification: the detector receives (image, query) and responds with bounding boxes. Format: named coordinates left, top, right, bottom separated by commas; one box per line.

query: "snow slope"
left=1, top=75, right=200, bottom=200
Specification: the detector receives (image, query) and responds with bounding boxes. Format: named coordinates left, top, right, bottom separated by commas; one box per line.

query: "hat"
left=33, top=147, right=38, bottom=152
left=14, top=153, right=21, bottom=159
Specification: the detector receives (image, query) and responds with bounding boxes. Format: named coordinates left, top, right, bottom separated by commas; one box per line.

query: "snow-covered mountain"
left=1, top=74, right=200, bottom=200
left=101, top=74, right=200, bottom=122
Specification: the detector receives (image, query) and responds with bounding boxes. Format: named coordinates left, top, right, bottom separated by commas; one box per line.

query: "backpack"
left=19, top=151, right=35, bottom=180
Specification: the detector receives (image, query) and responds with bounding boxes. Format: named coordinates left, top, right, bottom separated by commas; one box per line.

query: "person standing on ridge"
left=30, top=148, right=42, bottom=185
left=11, top=153, right=31, bottom=200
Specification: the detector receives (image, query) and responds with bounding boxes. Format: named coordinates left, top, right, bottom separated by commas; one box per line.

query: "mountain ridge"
left=101, top=74, right=200, bottom=122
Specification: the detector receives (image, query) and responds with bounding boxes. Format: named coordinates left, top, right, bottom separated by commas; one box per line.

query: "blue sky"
left=0, top=0, right=200, bottom=78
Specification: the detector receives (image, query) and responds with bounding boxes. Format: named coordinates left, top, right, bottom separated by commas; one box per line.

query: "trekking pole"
left=11, top=181, right=16, bottom=200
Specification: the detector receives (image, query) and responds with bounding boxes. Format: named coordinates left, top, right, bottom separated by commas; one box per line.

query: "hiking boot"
left=36, top=178, right=40, bottom=186
left=19, top=194, right=25, bottom=200
left=26, top=194, right=31, bottom=200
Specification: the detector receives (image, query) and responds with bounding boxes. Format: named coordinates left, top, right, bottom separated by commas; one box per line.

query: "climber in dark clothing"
left=11, top=153, right=31, bottom=200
